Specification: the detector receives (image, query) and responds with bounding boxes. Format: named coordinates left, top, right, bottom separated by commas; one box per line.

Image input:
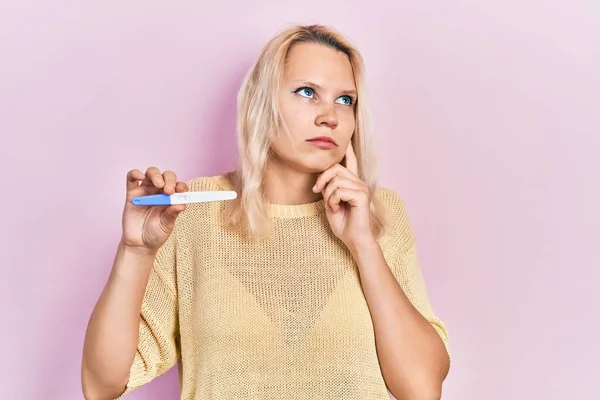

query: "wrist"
left=118, top=240, right=158, bottom=259
left=112, top=241, right=158, bottom=281
left=347, top=236, right=380, bottom=257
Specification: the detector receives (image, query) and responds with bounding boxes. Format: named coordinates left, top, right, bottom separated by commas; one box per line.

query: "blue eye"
left=336, top=95, right=353, bottom=106
left=295, top=87, right=314, bottom=98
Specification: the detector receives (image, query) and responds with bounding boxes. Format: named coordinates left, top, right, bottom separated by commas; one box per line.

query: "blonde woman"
left=81, top=24, right=450, bottom=400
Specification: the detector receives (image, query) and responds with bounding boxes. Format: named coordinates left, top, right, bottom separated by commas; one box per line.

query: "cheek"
left=280, top=105, right=315, bottom=140
left=338, top=108, right=356, bottom=134
left=290, top=103, right=314, bottom=125
left=270, top=129, right=301, bottom=161
left=279, top=101, right=314, bottom=127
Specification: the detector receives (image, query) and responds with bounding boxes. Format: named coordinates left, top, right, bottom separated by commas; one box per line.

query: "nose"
left=315, top=104, right=338, bottom=129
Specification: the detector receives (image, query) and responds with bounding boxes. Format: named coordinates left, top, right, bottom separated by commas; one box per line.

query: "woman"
left=81, top=24, right=450, bottom=400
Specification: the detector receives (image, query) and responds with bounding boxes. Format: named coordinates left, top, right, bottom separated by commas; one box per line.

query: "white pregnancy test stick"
left=131, top=191, right=237, bottom=206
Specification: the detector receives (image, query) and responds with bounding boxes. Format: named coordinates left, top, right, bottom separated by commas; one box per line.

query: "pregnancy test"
left=131, top=191, right=237, bottom=206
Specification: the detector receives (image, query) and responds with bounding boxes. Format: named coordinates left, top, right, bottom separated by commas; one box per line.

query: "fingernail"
left=312, top=184, right=318, bottom=192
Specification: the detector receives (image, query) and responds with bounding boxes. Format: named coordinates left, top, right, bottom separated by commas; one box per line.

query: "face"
left=270, top=42, right=357, bottom=173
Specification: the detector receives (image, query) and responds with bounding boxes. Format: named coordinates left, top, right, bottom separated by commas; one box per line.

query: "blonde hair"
left=227, top=24, right=387, bottom=240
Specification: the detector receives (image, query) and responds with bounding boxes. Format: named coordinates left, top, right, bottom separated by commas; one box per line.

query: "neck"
left=263, top=160, right=322, bottom=205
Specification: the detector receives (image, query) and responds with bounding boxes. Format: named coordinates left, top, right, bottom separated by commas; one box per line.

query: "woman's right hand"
left=120, top=167, right=189, bottom=252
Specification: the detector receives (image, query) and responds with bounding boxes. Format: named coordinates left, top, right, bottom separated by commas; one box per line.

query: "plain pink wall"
left=1, top=1, right=598, bottom=399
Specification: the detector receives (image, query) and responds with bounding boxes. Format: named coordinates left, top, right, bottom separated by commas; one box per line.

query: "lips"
left=307, top=136, right=337, bottom=146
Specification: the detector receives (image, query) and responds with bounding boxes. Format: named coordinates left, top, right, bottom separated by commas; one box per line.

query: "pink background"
left=1, top=1, right=598, bottom=399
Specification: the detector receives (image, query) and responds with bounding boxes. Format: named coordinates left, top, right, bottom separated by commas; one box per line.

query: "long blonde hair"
left=227, top=24, right=386, bottom=240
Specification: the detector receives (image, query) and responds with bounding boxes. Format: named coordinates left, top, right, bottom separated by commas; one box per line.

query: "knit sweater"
left=120, top=173, right=449, bottom=399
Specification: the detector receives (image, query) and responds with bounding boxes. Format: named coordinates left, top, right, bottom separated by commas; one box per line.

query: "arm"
left=82, top=234, right=180, bottom=400
left=313, top=145, right=450, bottom=399
left=349, top=241, right=450, bottom=400
left=81, top=243, right=157, bottom=399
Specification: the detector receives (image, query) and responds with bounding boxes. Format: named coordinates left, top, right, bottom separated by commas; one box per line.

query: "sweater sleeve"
left=376, top=188, right=451, bottom=360
left=118, top=227, right=180, bottom=397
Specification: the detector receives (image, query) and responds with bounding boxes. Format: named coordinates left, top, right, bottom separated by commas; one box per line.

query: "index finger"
left=162, top=170, right=177, bottom=194
left=126, top=169, right=145, bottom=191
left=344, top=140, right=359, bottom=176
left=144, top=166, right=165, bottom=188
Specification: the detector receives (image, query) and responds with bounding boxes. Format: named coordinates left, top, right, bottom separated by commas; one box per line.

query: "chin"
left=297, top=154, right=341, bottom=173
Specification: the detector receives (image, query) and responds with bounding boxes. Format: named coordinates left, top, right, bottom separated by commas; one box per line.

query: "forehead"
left=283, top=42, right=355, bottom=89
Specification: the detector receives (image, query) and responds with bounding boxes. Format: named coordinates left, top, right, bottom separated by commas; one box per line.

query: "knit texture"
left=120, top=173, right=449, bottom=399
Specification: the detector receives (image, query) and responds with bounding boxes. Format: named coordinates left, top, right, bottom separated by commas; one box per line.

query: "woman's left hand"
left=313, top=142, right=376, bottom=249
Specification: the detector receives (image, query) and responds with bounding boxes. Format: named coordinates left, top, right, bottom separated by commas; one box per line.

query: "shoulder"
left=374, top=186, right=415, bottom=249
left=185, top=171, right=236, bottom=192
left=374, top=186, right=409, bottom=225
left=171, top=171, right=236, bottom=228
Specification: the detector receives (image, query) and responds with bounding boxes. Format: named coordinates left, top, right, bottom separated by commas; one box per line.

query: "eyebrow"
left=291, top=80, right=357, bottom=97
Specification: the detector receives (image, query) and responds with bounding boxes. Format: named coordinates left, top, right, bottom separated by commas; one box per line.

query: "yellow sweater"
left=120, top=173, right=449, bottom=399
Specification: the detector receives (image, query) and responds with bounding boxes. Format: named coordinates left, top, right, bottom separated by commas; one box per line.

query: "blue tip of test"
left=131, top=194, right=171, bottom=206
